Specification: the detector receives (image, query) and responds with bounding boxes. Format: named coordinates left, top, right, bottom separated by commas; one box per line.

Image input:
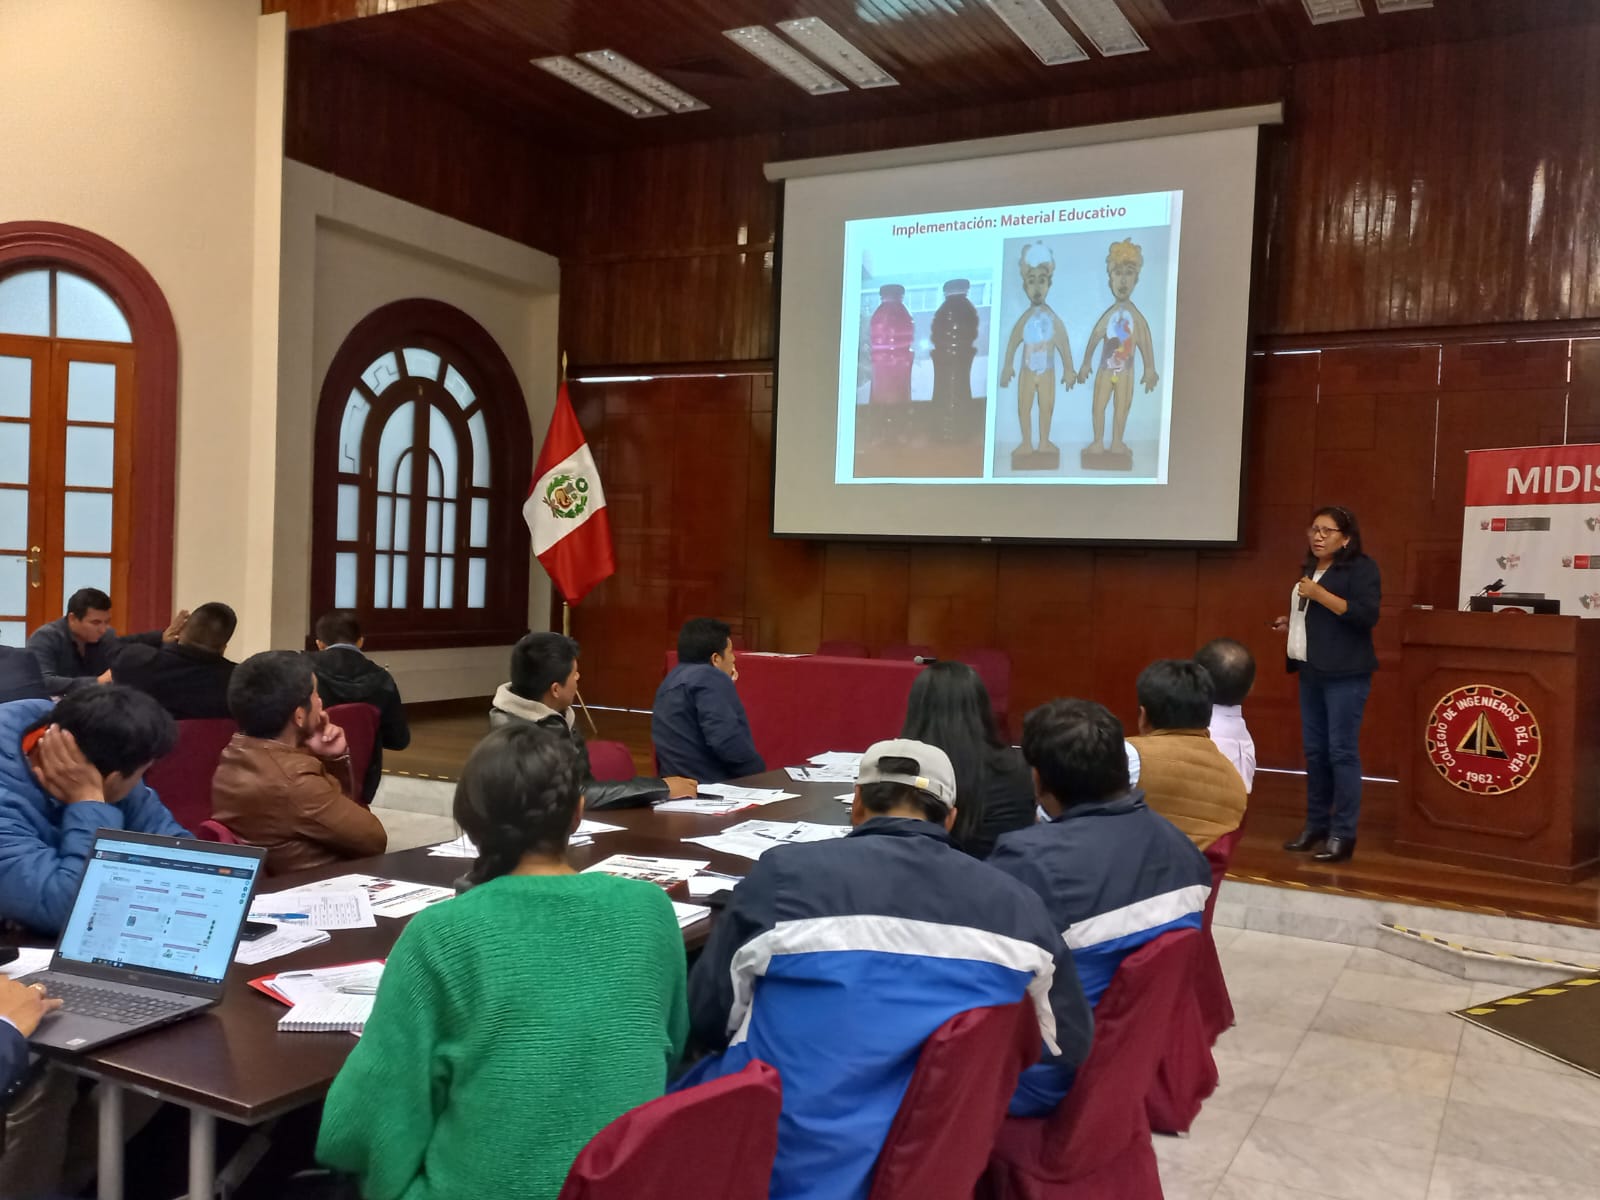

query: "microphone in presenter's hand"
left=1297, top=594, right=1309, bottom=613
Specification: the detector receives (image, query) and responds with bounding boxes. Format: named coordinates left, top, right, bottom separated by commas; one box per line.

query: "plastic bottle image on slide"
left=930, top=278, right=978, bottom=443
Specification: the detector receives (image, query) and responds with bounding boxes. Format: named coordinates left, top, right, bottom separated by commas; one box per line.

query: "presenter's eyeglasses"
left=1308, top=525, right=1342, bottom=538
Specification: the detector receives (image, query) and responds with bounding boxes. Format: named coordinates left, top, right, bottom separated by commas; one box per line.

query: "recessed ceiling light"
left=1057, top=0, right=1147, bottom=56
left=977, top=0, right=1088, bottom=66
left=1373, top=0, right=1431, bottom=10
left=1299, top=0, right=1363, bottom=23
left=575, top=49, right=709, bottom=113
left=724, top=25, right=847, bottom=95
left=532, top=56, right=663, bottom=117
left=775, top=18, right=898, bottom=88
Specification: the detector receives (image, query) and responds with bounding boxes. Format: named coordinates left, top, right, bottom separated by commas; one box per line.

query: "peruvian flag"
left=522, top=384, right=615, bottom=604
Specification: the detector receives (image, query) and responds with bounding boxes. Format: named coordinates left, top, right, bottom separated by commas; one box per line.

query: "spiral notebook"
left=276, top=992, right=375, bottom=1035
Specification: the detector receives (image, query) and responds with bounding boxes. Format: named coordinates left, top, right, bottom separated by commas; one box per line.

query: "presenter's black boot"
left=1282, top=829, right=1328, bottom=853
left=1313, top=837, right=1355, bottom=863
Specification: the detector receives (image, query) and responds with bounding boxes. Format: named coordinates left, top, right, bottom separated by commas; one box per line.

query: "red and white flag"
left=523, top=384, right=615, bottom=604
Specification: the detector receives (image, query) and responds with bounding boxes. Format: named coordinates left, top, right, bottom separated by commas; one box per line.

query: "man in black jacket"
left=489, top=632, right=695, bottom=809
left=310, top=611, right=411, bottom=804
left=112, top=601, right=238, bottom=720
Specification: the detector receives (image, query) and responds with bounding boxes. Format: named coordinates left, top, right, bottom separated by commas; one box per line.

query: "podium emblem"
left=1425, top=685, right=1541, bottom=794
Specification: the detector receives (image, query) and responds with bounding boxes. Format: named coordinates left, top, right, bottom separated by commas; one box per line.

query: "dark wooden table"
left=62, top=771, right=851, bottom=1200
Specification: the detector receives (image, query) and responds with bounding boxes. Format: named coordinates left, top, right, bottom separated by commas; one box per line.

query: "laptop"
left=24, top=829, right=266, bottom=1053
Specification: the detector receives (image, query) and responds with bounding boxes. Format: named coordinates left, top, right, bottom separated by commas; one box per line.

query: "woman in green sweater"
left=317, top=724, right=689, bottom=1200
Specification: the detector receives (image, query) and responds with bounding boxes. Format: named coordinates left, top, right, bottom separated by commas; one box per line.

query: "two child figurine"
left=999, top=238, right=1158, bottom=470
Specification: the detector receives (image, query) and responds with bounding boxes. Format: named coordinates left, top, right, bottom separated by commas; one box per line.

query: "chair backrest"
left=868, top=998, right=1039, bottom=1200
left=196, top=819, right=242, bottom=845
left=1202, top=827, right=1244, bottom=929
left=817, top=640, right=870, bottom=658
left=557, top=1060, right=782, bottom=1200
left=1038, top=929, right=1201, bottom=1174
left=326, top=703, right=380, bottom=805
left=144, top=717, right=238, bottom=831
left=878, top=643, right=935, bottom=662
left=586, top=739, right=637, bottom=783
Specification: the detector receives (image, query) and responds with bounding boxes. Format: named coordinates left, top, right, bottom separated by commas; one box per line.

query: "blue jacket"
left=680, top=817, right=1092, bottom=1200
left=988, top=788, right=1211, bottom=1115
left=0, top=699, right=188, bottom=936
left=0, top=1021, right=26, bottom=1097
left=651, top=663, right=764, bottom=783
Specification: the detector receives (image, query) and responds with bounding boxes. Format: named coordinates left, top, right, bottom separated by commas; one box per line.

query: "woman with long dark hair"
left=318, top=724, right=688, bottom=1198
left=1272, top=505, right=1381, bottom=864
left=900, top=661, right=1035, bottom=858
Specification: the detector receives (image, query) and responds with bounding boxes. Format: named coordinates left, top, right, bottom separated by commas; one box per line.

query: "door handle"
left=27, top=546, right=41, bottom=588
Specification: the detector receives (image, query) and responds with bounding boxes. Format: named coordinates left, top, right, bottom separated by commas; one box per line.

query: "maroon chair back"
left=869, top=999, right=1039, bottom=1200
left=144, top=718, right=237, bottom=831
left=878, top=643, right=935, bottom=662
left=1197, top=826, right=1243, bottom=1041
left=557, top=1060, right=782, bottom=1200
left=587, top=739, right=637, bottom=783
left=818, top=640, right=871, bottom=658
left=960, top=648, right=1013, bottom=738
left=326, top=703, right=380, bottom=806
left=196, top=819, right=241, bottom=845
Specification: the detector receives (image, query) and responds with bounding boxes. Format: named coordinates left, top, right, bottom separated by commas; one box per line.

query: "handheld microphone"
left=912, top=655, right=939, bottom=665
left=1297, top=595, right=1309, bottom=612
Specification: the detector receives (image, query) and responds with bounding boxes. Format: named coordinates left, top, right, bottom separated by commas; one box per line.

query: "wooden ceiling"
left=271, top=0, right=1598, bottom=150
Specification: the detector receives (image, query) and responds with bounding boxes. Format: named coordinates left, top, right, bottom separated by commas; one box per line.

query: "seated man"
left=26, top=587, right=185, bottom=695
left=490, top=632, right=693, bottom=809
left=989, top=698, right=1212, bottom=1115
left=111, top=602, right=238, bottom=720
left=212, top=651, right=387, bottom=874
left=681, top=738, right=1092, bottom=1200
left=0, top=978, right=59, bottom=1092
left=310, top=610, right=411, bottom=804
left=651, top=617, right=764, bottom=784
left=0, top=685, right=185, bottom=934
left=1126, top=659, right=1248, bottom=851
left=1196, top=637, right=1257, bottom=793
left=0, top=647, right=49, bottom=705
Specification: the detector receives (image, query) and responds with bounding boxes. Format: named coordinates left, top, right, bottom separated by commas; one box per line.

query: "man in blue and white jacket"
left=989, top=697, right=1212, bottom=1116
left=681, top=738, right=1093, bottom=1200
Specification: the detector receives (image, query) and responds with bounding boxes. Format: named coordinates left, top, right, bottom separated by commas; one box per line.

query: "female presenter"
left=1272, top=506, right=1381, bottom=864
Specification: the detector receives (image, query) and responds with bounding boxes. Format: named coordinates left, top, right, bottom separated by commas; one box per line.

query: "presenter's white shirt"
left=1287, top=568, right=1327, bottom=663
left=1208, top=705, right=1256, bottom=794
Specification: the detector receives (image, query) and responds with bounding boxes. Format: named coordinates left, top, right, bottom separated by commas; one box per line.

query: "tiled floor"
left=1157, top=928, right=1600, bottom=1200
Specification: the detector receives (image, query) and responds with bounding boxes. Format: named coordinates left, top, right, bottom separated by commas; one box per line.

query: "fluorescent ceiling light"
left=1057, top=0, right=1148, bottom=56
left=724, top=25, right=847, bottom=95
left=775, top=17, right=898, bottom=88
left=1299, top=0, right=1363, bottom=23
left=576, top=49, right=708, bottom=113
left=978, top=0, right=1088, bottom=66
left=532, top=56, right=663, bottom=117
left=1373, top=0, right=1432, bottom=10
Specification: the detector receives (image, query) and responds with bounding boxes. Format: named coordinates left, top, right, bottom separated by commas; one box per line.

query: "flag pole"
left=550, top=352, right=597, bottom=736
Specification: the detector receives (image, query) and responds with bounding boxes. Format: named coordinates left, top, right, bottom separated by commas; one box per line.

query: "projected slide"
left=839, top=190, right=1179, bottom=486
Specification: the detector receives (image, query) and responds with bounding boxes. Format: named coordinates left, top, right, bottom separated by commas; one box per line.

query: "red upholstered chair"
left=556, top=1060, right=782, bottom=1200
left=878, top=643, right=935, bottom=662
left=960, top=648, right=1013, bottom=739
left=144, top=718, right=237, bottom=832
left=817, top=640, right=870, bottom=658
left=868, top=999, right=1040, bottom=1200
left=196, top=819, right=241, bottom=845
left=587, top=739, right=637, bottom=783
left=326, top=703, right=380, bottom=806
left=979, top=929, right=1201, bottom=1200
left=1197, top=827, right=1243, bottom=1041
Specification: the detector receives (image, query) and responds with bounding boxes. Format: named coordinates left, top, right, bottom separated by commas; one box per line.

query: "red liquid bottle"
left=868, top=284, right=914, bottom=406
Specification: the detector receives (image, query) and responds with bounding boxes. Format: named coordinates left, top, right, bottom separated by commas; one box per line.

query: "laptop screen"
left=56, top=836, right=261, bottom=986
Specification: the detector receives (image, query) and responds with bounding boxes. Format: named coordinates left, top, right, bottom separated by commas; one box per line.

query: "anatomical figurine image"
left=999, top=242, right=1073, bottom=469
left=1078, top=238, right=1158, bottom=469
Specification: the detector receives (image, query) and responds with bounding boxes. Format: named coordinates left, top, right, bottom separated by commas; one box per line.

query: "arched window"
left=312, top=301, right=532, bottom=649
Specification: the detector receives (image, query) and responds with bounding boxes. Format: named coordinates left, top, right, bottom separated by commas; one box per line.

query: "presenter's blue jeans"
left=1298, top=668, right=1372, bottom=841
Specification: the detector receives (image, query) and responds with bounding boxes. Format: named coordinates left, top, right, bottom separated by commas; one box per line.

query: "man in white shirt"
left=1196, top=638, right=1256, bottom=793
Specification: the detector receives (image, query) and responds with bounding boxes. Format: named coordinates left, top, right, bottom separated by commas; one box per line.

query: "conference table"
left=43, top=771, right=854, bottom=1200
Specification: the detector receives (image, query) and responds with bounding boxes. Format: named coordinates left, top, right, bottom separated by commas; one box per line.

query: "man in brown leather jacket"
left=211, top=650, right=387, bottom=874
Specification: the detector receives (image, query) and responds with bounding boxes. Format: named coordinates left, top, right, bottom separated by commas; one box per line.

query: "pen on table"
left=337, top=984, right=378, bottom=995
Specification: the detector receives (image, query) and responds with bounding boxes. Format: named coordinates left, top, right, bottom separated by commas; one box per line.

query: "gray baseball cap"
left=856, top=739, right=957, bottom=809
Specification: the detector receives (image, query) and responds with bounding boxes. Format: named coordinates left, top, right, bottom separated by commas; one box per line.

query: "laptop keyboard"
left=30, top=976, right=191, bottom=1027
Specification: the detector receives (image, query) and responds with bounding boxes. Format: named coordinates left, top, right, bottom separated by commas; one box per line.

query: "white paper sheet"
left=234, top=923, right=332, bottom=965
left=250, top=889, right=375, bottom=931
left=427, top=818, right=622, bottom=858
left=655, top=797, right=753, bottom=815
left=271, top=961, right=385, bottom=1005
left=695, top=783, right=799, bottom=804
left=581, top=855, right=708, bottom=887
left=808, top=751, right=863, bottom=768
left=684, top=819, right=850, bottom=861
left=686, top=873, right=741, bottom=898
left=671, top=901, right=711, bottom=928
left=0, top=949, right=52, bottom=979
left=299, top=874, right=454, bottom=918
left=786, top=765, right=858, bottom=783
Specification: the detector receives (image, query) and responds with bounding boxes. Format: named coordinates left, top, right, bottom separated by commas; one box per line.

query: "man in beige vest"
left=1126, top=659, right=1247, bottom=852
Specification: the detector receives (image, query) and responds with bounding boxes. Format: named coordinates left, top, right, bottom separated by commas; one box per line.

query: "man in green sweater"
left=317, top=723, right=688, bottom=1199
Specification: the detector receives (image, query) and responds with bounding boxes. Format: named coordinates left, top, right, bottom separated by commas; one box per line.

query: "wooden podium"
left=1398, top=610, right=1600, bottom=883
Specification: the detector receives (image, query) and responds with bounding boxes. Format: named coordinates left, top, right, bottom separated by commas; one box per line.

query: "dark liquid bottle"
left=930, top=279, right=977, bottom=439
left=868, top=284, right=914, bottom=406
